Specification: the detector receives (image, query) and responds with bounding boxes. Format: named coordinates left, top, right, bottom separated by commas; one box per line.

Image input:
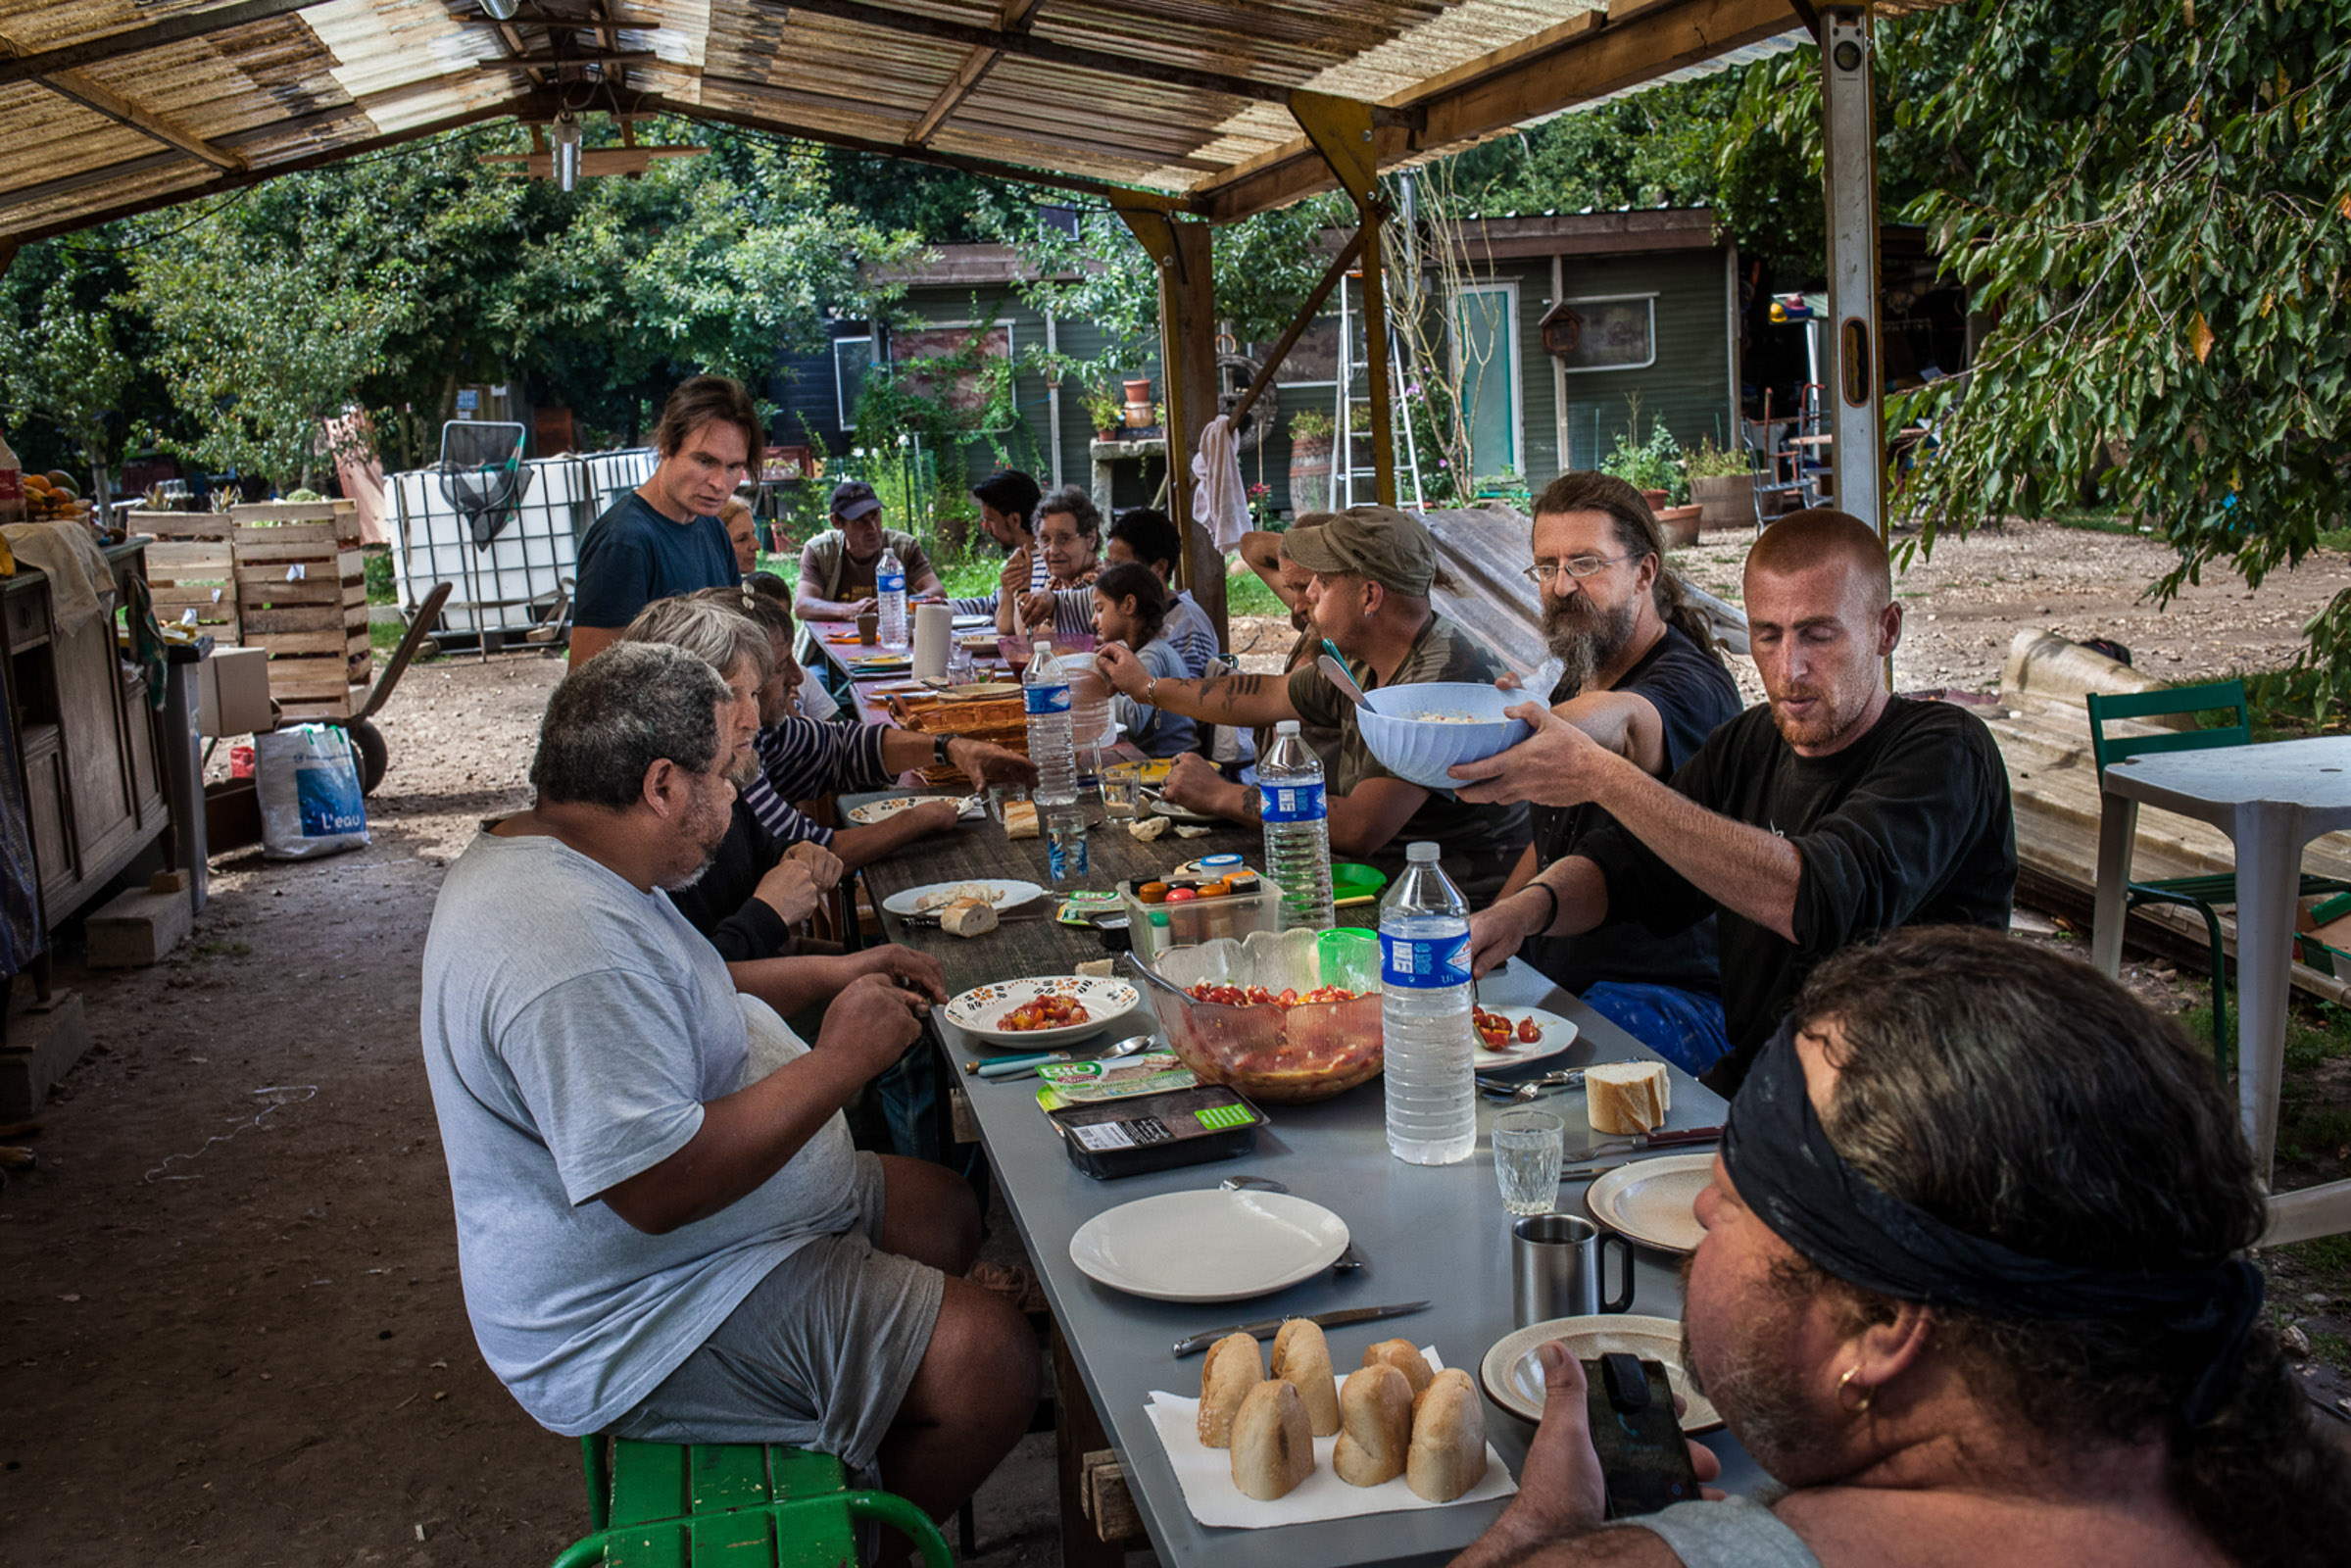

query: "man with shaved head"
left=1455, top=509, right=2015, bottom=1091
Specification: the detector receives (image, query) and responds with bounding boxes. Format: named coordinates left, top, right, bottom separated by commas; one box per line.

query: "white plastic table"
left=2089, top=735, right=2351, bottom=1242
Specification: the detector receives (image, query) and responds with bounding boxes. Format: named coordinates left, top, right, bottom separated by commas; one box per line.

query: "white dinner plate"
left=1069, top=1190, right=1350, bottom=1302
left=1583, top=1152, right=1716, bottom=1254
left=1470, top=1005, right=1579, bottom=1068
left=946, top=974, right=1140, bottom=1047
left=1480, top=1314, right=1721, bottom=1432
left=1144, top=792, right=1221, bottom=825
left=881, top=878, right=1045, bottom=917
left=846, top=795, right=929, bottom=825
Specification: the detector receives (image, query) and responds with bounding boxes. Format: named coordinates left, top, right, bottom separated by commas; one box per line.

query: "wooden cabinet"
left=2, top=542, right=171, bottom=930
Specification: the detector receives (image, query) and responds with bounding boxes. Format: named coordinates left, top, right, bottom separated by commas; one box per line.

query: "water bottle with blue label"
left=876, top=546, right=908, bottom=648
left=1258, top=719, right=1334, bottom=929
left=1379, top=841, right=1476, bottom=1164
left=1025, top=639, right=1085, bottom=880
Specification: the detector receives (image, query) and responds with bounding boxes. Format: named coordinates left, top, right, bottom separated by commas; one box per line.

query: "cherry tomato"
left=1517, top=1015, right=1543, bottom=1043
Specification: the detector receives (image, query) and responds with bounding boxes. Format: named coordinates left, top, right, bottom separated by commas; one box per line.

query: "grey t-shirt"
left=418, top=831, right=858, bottom=1436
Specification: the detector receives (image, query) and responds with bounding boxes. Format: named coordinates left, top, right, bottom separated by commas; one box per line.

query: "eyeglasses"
left=1523, top=554, right=1641, bottom=585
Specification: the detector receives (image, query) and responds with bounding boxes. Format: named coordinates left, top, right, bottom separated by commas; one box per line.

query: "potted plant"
left=1601, top=414, right=1700, bottom=546
left=1685, top=436, right=1755, bottom=535
left=1084, top=384, right=1124, bottom=442
left=1288, top=411, right=1336, bottom=514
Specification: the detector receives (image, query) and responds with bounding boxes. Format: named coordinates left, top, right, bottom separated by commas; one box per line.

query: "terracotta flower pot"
left=1654, top=503, right=1704, bottom=548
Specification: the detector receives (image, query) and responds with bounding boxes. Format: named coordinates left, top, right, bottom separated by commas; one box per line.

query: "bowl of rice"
left=1354, top=680, right=1534, bottom=790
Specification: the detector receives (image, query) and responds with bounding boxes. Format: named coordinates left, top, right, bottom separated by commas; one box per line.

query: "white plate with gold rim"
left=1480, top=1313, right=1720, bottom=1432
left=1583, top=1152, right=1715, bottom=1254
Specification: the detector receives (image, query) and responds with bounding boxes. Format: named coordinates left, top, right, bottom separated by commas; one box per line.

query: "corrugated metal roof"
left=0, top=0, right=1935, bottom=242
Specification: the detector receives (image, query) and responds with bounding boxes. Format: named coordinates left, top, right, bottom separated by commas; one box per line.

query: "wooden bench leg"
left=1051, top=1320, right=1127, bottom=1568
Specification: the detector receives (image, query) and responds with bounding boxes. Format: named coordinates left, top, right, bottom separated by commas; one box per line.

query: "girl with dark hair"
left=1092, top=562, right=1195, bottom=758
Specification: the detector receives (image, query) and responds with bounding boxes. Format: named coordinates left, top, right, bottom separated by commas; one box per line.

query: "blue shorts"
left=1580, top=983, right=1731, bottom=1078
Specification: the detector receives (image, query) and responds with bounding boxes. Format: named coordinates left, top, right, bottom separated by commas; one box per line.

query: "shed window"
left=1554, top=295, right=1656, bottom=373
left=834, top=336, right=873, bottom=428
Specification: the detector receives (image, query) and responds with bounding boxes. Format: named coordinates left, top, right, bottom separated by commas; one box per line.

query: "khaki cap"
left=1282, top=506, right=1437, bottom=597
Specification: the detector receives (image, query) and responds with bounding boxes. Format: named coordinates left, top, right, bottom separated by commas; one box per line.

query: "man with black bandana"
left=1486, top=473, right=1742, bottom=1073
left=1446, top=926, right=2346, bottom=1568
left=1453, top=509, right=2015, bottom=1092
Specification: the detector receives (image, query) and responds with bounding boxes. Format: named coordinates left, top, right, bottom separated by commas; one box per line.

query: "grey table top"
left=852, top=793, right=1760, bottom=1568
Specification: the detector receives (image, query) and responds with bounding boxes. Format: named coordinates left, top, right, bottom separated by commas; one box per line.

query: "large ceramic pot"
left=1691, top=473, right=1755, bottom=531
left=1655, top=503, right=1704, bottom=548
left=1289, top=436, right=1334, bottom=514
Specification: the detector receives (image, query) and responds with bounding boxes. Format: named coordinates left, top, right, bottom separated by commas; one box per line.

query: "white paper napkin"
left=1141, top=1347, right=1517, bottom=1529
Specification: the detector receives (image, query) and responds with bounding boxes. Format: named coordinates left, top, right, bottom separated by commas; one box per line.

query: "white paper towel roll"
left=912, top=602, right=953, bottom=680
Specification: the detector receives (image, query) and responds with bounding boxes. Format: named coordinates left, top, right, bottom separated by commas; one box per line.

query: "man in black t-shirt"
left=1456, top=508, right=2016, bottom=1093
left=1453, top=473, right=1743, bottom=1073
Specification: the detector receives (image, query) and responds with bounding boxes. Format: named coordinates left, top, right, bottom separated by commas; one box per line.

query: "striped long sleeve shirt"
left=737, top=717, right=900, bottom=846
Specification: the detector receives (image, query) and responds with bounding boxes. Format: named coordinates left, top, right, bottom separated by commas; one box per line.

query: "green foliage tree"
left=0, top=278, right=137, bottom=507
left=1885, top=0, right=2351, bottom=698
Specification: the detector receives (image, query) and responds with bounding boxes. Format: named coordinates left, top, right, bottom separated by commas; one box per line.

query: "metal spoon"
left=969, top=1033, right=1155, bottom=1080
left=1317, top=648, right=1371, bottom=709
left=1222, top=1175, right=1367, bottom=1272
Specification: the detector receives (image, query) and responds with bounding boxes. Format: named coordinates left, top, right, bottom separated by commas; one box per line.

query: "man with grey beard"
left=1469, top=472, right=1741, bottom=1072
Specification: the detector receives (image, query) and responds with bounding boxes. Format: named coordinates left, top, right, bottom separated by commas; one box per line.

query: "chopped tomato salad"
left=1185, top=983, right=1359, bottom=1008
left=1472, top=1005, right=1543, bottom=1051
left=998, top=995, right=1093, bottom=1032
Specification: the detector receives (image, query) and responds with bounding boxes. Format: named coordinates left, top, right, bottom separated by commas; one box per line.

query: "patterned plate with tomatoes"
left=945, top=975, right=1141, bottom=1048
left=1470, top=1004, right=1580, bottom=1068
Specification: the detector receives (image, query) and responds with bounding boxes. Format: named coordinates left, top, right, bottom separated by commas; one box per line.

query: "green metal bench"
left=552, top=1436, right=954, bottom=1568
left=2086, top=679, right=2351, bottom=1070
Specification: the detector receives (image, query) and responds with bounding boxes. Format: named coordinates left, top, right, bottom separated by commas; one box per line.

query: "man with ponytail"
left=1477, top=472, right=1744, bottom=1073
left=1450, top=926, right=2349, bottom=1568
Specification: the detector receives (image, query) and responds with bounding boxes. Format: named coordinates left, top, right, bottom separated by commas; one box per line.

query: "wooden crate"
left=230, top=501, right=369, bottom=721
left=127, top=510, right=240, bottom=642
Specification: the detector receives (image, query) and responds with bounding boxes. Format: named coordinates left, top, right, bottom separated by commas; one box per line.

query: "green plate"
left=1331, top=861, right=1389, bottom=906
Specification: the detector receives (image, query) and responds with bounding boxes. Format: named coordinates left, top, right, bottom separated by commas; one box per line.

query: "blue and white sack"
left=254, top=723, right=369, bottom=860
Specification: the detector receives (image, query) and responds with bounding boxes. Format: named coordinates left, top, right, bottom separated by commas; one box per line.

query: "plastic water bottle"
left=876, top=547, right=908, bottom=648
left=1259, top=720, right=1335, bottom=930
left=1025, top=640, right=1084, bottom=881
left=1380, top=843, right=1476, bottom=1165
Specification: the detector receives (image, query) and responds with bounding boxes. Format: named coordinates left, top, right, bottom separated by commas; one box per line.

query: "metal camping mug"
left=1510, top=1213, right=1637, bottom=1326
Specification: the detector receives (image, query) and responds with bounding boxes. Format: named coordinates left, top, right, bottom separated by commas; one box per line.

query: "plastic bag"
left=255, top=723, right=368, bottom=860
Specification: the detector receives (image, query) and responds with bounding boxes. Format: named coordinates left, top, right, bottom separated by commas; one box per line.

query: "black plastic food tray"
left=1047, top=1083, right=1266, bottom=1179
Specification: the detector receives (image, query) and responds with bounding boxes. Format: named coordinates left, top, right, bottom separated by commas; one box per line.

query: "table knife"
left=1559, top=1125, right=1724, bottom=1167
left=1172, top=1299, right=1429, bottom=1357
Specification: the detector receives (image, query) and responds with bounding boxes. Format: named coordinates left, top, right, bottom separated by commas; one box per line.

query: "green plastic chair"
left=2085, top=679, right=2351, bottom=1069
left=552, top=1437, right=953, bottom=1568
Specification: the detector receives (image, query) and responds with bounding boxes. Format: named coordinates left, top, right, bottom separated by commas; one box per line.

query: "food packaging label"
left=1034, top=1052, right=1195, bottom=1105
left=1381, top=932, right=1472, bottom=989
left=1259, top=782, right=1325, bottom=823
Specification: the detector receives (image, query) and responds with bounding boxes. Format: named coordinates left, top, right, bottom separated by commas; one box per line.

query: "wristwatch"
left=932, top=734, right=958, bottom=768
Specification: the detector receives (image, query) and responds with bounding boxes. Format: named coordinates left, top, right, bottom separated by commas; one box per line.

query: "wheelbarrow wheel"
left=348, top=716, right=388, bottom=797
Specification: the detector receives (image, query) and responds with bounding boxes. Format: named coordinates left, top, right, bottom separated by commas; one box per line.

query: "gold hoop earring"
left=1837, top=1366, right=1873, bottom=1414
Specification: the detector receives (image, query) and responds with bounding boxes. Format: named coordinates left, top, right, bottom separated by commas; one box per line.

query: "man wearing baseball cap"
left=794, top=480, right=946, bottom=623
left=1097, top=505, right=1531, bottom=904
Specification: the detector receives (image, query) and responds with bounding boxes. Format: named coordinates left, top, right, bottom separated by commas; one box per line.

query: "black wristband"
left=932, top=733, right=957, bottom=768
left=1523, top=880, right=1559, bottom=936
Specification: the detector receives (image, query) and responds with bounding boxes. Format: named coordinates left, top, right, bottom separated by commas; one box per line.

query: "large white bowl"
left=1355, top=681, right=1533, bottom=790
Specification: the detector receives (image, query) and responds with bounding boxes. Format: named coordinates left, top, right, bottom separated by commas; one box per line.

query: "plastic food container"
left=1048, top=1083, right=1266, bottom=1179
left=1119, top=869, right=1285, bottom=960
left=1131, top=929, right=1385, bottom=1103
left=1354, top=681, right=1534, bottom=790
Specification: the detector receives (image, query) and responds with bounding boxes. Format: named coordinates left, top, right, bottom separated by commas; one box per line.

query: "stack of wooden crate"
left=230, top=500, right=369, bottom=721
left=129, top=510, right=241, bottom=643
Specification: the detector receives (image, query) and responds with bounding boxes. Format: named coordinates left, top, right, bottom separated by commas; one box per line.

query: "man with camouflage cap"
left=794, top=479, right=946, bottom=622
left=1096, top=505, right=1531, bottom=904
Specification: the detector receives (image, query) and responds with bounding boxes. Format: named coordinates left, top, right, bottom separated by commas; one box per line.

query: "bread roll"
left=1405, top=1367, right=1489, bottom=1502
left=1585, top=1060, right=1672, bottom=1135
left=1333, top=1364, right=1412, bottom=1487
left=939, top=897, right=998, bottom=938
left=1361, top=1339, right=1434, bottom=1397
left=1198, top=1333, right=1263, bottom=1447
left=1229, top=1379, right=1315, bottom=1500
left=1074, top=957, right=1118, bottom=979
left=1004, top=801, right=1040, bottom=840
left=1269, top=1319, right=1340, bottom=1437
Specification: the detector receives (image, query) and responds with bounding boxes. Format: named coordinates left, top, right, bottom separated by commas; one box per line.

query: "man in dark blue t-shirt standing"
left=569, top=375, right=760, bottom=666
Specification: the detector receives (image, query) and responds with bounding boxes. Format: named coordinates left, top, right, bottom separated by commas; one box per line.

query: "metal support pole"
left=1291, top=91, right=1396, bottom=508
left=1820, top=7, right=1884, bottom=534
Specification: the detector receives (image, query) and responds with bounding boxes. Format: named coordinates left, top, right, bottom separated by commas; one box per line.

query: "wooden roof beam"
left=754, top=0, right=1416, bottom=127
left=646, top=86, right=1200, bottom=212
left=0, top=0, right=323, bottom=88
left=39, top=70, right=244, bottom=171
left=906, top=0, right=1048, bottom=148
left=483, top=48, right=656, bottom=74
left=1196, top=0, right=1799, bottom=221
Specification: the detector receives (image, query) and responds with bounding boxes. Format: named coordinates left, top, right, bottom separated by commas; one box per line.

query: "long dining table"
left=847, top=788, right=1762, bottom=1568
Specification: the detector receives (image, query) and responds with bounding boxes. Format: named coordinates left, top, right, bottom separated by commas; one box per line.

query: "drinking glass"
left=1493, top=1108, right=1565, bottom=1215
left=986, top=782, right=1030, bottom=826
left=1102, top=761, right=1140, bottom=818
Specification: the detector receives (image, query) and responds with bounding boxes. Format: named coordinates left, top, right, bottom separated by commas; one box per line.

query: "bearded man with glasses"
left=1482, top=472, right=1744, bottom=1073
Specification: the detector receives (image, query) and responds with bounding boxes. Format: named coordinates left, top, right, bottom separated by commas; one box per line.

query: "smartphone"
left=1583, top=1352, right=1701, bottom=1517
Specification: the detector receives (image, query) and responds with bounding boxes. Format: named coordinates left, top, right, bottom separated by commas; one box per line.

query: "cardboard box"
left=199, top=646, right=275, bottom=737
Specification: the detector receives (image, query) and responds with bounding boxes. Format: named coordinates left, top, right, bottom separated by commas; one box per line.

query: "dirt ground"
left=4, top=521, right=2349, bottom=1564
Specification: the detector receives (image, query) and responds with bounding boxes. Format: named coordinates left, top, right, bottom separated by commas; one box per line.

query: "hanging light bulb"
left=550, top=114, right=584, bottom=192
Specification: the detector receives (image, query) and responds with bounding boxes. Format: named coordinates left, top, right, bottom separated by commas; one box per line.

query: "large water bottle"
left=1380, top=843, right=1477, bottom=1165
left=1259, top=720, right=1335, bottom=930
left=1025, top=640, right=1084, bottom=881
left=876, top=546, right=908, bottom=648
